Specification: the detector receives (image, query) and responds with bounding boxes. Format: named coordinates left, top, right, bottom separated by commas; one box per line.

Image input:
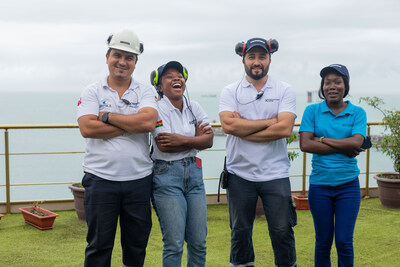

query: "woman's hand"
left=195, top=121, right=213, bottom=136
left=156, top=132, right=186, bottom=147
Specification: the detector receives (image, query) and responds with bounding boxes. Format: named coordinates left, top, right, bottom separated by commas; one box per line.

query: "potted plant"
left=19, top=202, right=59, bottom=230
left=287, top=133, right=309, bottom=210
left=360, top=96, right=400, bottom=209
left=68, top=183, right=86, bottom=222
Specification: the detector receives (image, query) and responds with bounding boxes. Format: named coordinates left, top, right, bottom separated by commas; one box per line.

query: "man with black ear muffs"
left=219, top=37, right=297, bottom=267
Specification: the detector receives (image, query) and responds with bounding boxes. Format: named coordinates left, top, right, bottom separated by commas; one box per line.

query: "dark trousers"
left=82, top=172, right=152, bottom=267
left=227, top=173, right=297, bottom=267
left=308, top=178, right=361, bottom=267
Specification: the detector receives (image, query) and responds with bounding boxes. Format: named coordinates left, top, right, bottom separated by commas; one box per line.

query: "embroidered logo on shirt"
left=77, top=98, right=82, bottom=106
left=156, top=120, right=163, bottom=128
left=155, top=96, right=158, bottom=102
left=100, top=99, right=112, bottom=108
left=265, top=98, right=280, bottom=102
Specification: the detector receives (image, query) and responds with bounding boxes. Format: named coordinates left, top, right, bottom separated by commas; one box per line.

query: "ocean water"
left=0, top=90, right=397, bottom=201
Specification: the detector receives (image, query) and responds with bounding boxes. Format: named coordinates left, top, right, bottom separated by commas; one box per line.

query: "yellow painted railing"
left=0, top=122, right=387, bottom=214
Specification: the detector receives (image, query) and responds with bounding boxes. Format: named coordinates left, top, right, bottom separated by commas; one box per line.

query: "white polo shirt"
left=151, top=96, right=211, bottom=161
left=219, top=75, right=296, bottom=182
left=77, top=77, right=157, bottom=181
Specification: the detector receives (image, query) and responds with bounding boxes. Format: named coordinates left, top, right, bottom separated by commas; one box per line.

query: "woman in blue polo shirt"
left=150, top=61, right=213, bottom=267
left=299, top=64, right=367, bottom=267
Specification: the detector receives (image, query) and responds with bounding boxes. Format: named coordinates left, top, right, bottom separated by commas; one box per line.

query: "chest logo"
left=100, top=99, right=112, bottom=108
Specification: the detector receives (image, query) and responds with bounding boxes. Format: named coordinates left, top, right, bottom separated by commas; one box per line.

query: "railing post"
left=364, top=125, right=371, bottom=198
left=4, top=129, right=11, bottom=213
left=302, top=152, right=307, bottom=195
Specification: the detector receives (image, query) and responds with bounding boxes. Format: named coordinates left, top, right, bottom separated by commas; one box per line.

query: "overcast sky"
left=1, top=0, right=399, bottom=97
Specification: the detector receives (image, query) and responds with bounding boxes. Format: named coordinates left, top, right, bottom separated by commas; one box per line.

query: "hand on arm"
left=155, top=121, right=214, bottom=153
left=219, top=111, right=277, bottom=137
left=300, top=132, right=365, bottom=158
left=315, top=135, right=365, bottom=157
left=100, top=107, right=158, bottom=133
left=78, top=115, right=126, bottom=139
left=242, top=112, right=296, bottom=142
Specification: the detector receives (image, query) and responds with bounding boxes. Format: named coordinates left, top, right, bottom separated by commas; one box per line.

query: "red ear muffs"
left=241, top=43, right=246, bottom=57
left=235, top=42, right=246, bottom=57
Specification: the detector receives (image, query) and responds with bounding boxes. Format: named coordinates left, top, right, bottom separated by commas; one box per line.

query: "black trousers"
left=82, top=172, right=152, bottom=267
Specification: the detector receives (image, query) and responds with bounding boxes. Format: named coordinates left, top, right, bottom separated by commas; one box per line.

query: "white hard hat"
left=107, top=29, right=143, bottom=55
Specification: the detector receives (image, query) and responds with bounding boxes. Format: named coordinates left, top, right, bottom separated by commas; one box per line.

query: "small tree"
left=360, top=96, right=400, bottom=173
left=287, top=132, right=299, bottom=162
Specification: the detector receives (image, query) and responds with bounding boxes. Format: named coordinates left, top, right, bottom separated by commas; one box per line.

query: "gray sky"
left=1, top=0, right=399, bottom=96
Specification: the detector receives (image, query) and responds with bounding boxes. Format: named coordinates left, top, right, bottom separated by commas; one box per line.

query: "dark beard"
left=245, top=65, right=269, bottom=80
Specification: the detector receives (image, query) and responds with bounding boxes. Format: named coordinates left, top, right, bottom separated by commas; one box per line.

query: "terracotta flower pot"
left=374, top=173, right=400, bottom=209
left=68, top=183, right=86, bottom=222
left=19, top=206, right=59, bottom=230
left=292, top=195, right=309, bottom=210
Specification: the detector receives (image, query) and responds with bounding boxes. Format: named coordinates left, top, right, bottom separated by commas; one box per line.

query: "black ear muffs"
left=139, top=43, right=144, bottom=54
left=235, top=39, right=279, bottom=57
left=235, top=42, right=246, bottom=57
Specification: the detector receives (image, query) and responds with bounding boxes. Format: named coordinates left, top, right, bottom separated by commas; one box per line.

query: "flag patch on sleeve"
left=156, top=120, right=163, bottom=128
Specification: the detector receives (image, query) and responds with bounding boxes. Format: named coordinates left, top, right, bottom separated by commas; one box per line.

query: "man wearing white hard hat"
left=77, top=29, right=158, bottom=267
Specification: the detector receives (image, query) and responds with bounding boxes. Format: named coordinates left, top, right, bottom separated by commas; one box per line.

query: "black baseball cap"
left=320, top=64, right=350, bottom=81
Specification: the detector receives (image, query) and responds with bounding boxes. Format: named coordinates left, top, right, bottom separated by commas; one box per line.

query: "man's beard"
left=245, top=65, right=269, bottom=80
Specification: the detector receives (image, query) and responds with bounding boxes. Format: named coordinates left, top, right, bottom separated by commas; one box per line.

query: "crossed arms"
left=219, top=111, right=296, bottom=142
left=78, top=107, right=158, bottom=139
left=300, top=132, right=365, bottom=158
left=155, top=121, right=214, bottom=153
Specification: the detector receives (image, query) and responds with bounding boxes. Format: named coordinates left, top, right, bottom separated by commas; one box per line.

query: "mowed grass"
left=0, top=198, right=399, bottom=266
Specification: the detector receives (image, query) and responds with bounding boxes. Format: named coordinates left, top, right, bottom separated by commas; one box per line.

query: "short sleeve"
left=219, top=84, right=237, bottom=113
left=278, top=85, right=297, bottom=117
left=191, top=101, right=211, bottom=127
left=351, top=107, right=367, bottom=138
left=77, top=86, right=100, bottom=120
left=152, top=101, right=172, bottom=138
left=139, top=86, right=157, bottom=111
left=299, top=105, right=315, bottom=134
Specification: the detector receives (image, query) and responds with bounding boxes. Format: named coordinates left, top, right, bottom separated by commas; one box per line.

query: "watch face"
left=102, top=112, right=109, bottom=124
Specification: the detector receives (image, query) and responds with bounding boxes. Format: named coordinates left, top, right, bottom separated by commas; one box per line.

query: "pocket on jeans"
left=153, top=161, right=169, bottom=175
left=289, top=199, right=297, bottom=227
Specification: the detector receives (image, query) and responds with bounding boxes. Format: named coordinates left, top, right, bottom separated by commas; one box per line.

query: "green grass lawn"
left=0, top=198, right=399, bottom=266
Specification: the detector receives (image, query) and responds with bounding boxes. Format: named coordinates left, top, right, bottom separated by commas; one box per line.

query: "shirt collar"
left=321, top=100, right=355, bottom=116
left=241, top=75, right=273, bottom=91
left=162, top=96, right=189, bottom=112
left=101, top=76, right=138, bottom=91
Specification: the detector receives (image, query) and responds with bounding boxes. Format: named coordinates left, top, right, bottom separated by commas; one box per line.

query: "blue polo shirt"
left=299, top=100, right=367, bottom=186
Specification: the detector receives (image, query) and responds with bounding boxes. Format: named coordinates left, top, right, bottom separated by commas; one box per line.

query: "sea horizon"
left=0, top=91, right=397, bottom=201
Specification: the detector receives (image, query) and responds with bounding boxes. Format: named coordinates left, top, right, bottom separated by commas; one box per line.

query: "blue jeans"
left=82, top=172, right=152, bottom=267
left=227, top=173, right=297, bottom=267
left=308, top=178, right=361, bottom=267
left=152, top=157, right=207, bottom=267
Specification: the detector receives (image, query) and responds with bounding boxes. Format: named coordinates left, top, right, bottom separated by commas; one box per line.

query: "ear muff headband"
left=235, top=39, right=279, bottom=57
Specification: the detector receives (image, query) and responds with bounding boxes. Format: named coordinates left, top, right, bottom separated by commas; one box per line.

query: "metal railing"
left=0, top=122, right=387, bottom=214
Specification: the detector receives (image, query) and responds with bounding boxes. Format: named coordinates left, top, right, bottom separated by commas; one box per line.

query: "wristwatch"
left=102, top=112, right=110, bottom=124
